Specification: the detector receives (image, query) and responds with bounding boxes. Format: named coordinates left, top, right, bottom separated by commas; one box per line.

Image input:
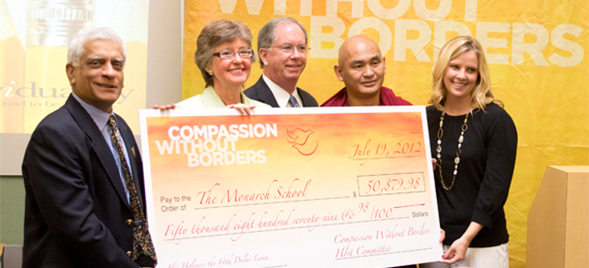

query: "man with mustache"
left=244, top=17, right=318, bottom=108
left=22, top=27, right=156, bottom=267
left=322, top=35, right=411, bottom=107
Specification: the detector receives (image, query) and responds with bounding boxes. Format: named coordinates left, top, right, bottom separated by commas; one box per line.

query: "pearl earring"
left=207, top=69, right=213, bottom=76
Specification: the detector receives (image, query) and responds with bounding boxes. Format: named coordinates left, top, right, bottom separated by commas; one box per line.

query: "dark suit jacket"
left=244, top=75, right=318, bottom=107
left=22, top=94, right=151, bottom=267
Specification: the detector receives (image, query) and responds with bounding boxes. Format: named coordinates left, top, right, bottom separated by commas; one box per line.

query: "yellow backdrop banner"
left=182, top=1, right=589, bottom=267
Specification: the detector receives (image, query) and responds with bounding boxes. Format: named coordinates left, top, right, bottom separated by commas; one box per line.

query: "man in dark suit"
left=244, top=17, right=318, bottom=107
left=22, top=27, right=156, bottom=267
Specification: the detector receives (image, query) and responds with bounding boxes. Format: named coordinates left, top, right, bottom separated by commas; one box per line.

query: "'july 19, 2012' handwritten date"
left=350, top=138, right=422, bottom=165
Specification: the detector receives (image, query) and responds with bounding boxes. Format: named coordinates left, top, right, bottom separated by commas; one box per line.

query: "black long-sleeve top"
left=426, top=103, right=518, bottom=247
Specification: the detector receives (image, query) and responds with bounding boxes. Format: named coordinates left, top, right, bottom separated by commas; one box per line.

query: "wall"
left=0, top=176, right=25, bottom=245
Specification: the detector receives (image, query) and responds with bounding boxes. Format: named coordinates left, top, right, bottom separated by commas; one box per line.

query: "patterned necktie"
left=108, top=116, right=157, bottom=263
left=289, top=95, right=300, bottom=107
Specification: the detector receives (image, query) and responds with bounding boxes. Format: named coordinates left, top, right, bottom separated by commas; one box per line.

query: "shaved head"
left=334, top=35, right=386, bottom=106
left=338, top=35, right=381, bottom=66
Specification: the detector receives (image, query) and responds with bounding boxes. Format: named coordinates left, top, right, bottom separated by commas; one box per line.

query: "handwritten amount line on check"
left=162, top=216, right=411, bottom=242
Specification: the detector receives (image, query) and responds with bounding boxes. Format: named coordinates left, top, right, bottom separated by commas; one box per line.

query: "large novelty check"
left=140, top=106, right=442, bottom=267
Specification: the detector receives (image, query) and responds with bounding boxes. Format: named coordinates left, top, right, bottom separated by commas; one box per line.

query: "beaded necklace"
left=436, top=111, right=469, bottom=190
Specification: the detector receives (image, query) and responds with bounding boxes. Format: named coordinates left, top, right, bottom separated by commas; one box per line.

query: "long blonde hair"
left=429, top=36, right=502, bottom=112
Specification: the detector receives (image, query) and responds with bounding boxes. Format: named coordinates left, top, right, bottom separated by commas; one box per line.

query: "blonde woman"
left=421, top=36, right=517, bottom=268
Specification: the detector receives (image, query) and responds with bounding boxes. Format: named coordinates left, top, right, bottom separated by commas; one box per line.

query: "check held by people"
left=139, top=106, right=443, bottom=267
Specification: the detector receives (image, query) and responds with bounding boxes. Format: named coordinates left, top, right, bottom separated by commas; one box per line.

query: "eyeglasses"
left=213, top=49, right=254, bottom=60
left=267, top=44, right=310, bottom=54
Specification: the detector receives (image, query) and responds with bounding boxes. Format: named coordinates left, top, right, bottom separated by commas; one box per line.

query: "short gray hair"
left=257, top=17, right=307, bottom=68
left=194, top=20, right=256, bottom=87
left=67, top=27, right=126, bottom=67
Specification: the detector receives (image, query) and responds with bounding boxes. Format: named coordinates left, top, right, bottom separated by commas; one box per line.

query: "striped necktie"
left=108, top=116, right=157, bottom=263
left=289, top=95, right=300, bottom=107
